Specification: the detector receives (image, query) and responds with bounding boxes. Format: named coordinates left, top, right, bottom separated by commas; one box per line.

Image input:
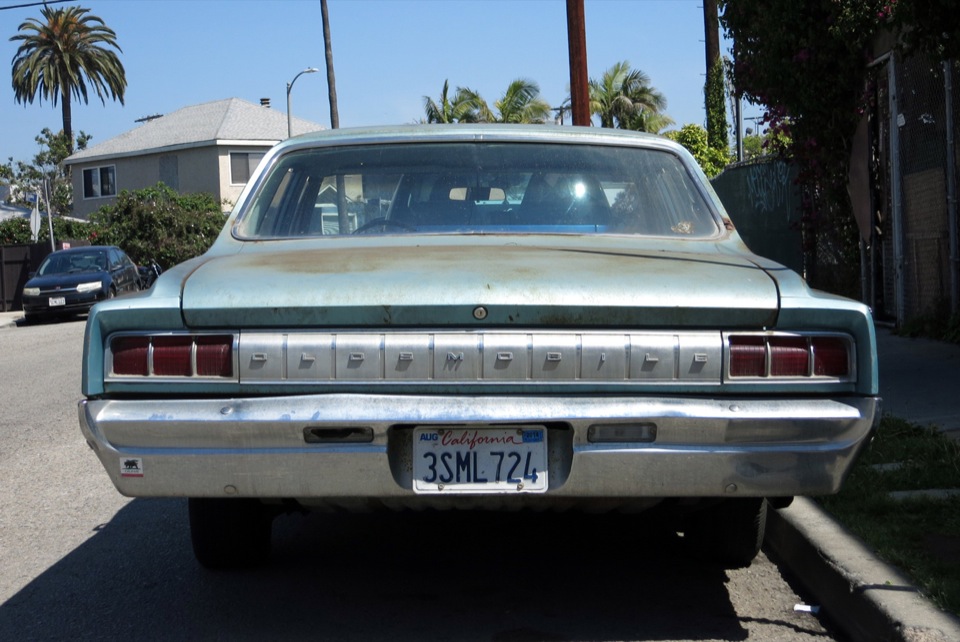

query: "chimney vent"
left=260, top=98, right=271, bottom=108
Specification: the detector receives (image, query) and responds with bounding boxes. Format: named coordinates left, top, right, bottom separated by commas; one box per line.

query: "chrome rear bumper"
left=79, top=394, right=879, bottom=506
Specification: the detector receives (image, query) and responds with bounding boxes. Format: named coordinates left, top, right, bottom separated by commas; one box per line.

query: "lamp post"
left=286, top=67, right=319, bottom=138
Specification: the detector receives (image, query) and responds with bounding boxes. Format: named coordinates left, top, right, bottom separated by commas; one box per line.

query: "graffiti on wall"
left=745, top=161, right=792, bottom=218
left=710, top=159, right=803, bottom=274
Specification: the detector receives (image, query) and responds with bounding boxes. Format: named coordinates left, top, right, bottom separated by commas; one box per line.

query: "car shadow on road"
left=14, top=313, right=87, bottom=327
left=1, top=499, right=797, bottom=641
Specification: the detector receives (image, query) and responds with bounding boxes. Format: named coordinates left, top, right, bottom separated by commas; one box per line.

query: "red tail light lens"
left=728, top=334, right=850, bottom=379
left=813, top=337, right=850, bottom=377
left=152, top=336, right=193, bottom=376
left=196, top=335, right=233, bottom=377
left=110, top=334, right=234, bottom=378
left=111, top=336, right=149, bottom=375
left=769, top=337, right=809, bottom=376
left=729, top=336, right=765, bottom=376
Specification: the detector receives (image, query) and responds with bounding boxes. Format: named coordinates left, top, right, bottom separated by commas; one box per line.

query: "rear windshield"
left=234, top=142, right=720, bottom=239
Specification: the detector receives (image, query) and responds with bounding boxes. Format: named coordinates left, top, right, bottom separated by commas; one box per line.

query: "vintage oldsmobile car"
left=78, top=125, right=880, bottom=569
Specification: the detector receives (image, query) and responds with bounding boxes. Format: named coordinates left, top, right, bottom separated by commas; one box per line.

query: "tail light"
left=196, top=336, right=233, bottom=376
left=769, top=337, right=810, bottom=376
left=728, top=333, right=852, bottom=380
left=153, top=336, right=194, bottom=376
left=111, top=336, right=150, bottom=376
left=812, top=337, right=850, bottom=377
left=728, top=336, right=765, bottom=377
left=110, top=334, right=234, bottom=378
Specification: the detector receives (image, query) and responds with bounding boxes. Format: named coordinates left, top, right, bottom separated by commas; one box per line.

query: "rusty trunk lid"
left=180, top=239, right=780, bottom=328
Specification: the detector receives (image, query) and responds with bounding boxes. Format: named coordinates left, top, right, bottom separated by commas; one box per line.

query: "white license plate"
left=413, top=426, right=548, bottom=494
left=48, top=297, right=66, bottom=307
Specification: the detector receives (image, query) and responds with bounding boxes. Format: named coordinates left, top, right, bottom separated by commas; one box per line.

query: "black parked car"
left=21, top=246, right=141, bottom=322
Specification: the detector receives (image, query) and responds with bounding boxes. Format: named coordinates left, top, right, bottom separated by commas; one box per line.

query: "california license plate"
left=48, top=297, right=66, bottom=307
left=413, top=426, right=548, bottom=494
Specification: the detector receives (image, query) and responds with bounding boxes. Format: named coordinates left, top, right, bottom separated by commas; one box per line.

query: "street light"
left=286, top=67, right=319, bottom=138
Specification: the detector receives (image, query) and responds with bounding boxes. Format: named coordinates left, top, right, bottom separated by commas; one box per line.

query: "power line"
left=0, top=1, right=70, bottom=11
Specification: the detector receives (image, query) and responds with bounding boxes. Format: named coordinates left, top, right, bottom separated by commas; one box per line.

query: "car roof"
left=275, top=123, right=681, bottom=155
left=47, top=246, right=117, bottom=255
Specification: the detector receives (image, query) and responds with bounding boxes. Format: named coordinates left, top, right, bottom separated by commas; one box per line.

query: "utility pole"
left=566, top=0, right=590, bottom=126
left=321, top=0, right=339, bottom=129
left=320, top=0, right=350, bottom=232
left=44, top=179, right=54, bottom=252
left=703, top=1, right=720, bottom=79
left=703, top=0, right=730, bottom=155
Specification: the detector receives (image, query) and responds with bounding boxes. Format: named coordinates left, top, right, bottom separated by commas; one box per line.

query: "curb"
left=765, top=498, right=960, bottom=642
left=0, top=312, right=23, bottom=328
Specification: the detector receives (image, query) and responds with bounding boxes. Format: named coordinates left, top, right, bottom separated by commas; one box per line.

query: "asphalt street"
left=2, top=310, right=960, bottom=640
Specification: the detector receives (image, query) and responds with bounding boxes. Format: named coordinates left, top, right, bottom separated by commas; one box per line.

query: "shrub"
left=664, top=124, right=730, bottom=178
left=0, top=213, right=95, bottom=245
left=0, top=218, right=31, bottom=245
left=89, top=183, right=226, bottom=268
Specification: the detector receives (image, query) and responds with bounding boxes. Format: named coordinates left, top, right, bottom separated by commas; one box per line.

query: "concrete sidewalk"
left=4, top=310, right=960, bottom=639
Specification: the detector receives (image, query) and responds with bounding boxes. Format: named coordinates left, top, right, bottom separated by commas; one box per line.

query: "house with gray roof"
left=64, top=98, right=324, bottom=218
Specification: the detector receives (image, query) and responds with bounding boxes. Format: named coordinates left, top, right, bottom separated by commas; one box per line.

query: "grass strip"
left=816, top=416, right=960, bottom=615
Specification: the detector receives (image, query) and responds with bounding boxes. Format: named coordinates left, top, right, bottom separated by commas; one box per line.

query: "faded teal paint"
left=179, top=239, right=780, bottom=329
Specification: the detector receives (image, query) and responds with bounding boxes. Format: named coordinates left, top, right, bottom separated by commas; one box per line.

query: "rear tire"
left=188, top=498, right=273, bottom=569
left=683, top=498, right=768, bottom=569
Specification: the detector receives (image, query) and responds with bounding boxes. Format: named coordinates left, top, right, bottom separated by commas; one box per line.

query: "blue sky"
left=1, top=0, right=756, bottom=164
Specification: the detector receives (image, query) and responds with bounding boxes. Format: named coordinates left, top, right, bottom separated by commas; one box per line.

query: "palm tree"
left=423, top=78, right=550, bottom=125
left=492, top=78, right=551, bottom=124
left=10, top=5, right=126, bottom=153
left=622, top=107, right=675, bottom=135
left=422, top=80, right=486, bottom=123
left=589, top=61, right=668, bottom=132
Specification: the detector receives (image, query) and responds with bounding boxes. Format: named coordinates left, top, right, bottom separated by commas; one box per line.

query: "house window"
left=159, top=155, right=179, bottom=191
left=82, top=166, right=117, bottom=199
left=230, top=152, right=265, bottom=185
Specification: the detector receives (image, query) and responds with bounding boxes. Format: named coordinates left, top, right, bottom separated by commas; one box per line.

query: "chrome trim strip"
left=112, top=330, right=720, bottom=384
left=104, top=329, right=857, bottom=387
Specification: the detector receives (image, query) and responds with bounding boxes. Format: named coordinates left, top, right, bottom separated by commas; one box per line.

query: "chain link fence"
left=715, top=53, right=959, bottom=327
left=871, top=54, right=960, bottom=325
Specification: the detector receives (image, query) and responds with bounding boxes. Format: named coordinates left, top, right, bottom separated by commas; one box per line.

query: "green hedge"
left=0, top=183, right=227, bottom=268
